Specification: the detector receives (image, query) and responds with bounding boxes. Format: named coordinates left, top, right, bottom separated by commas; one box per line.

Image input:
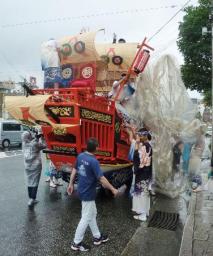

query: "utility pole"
left=211, top=6, right=213, bottom=171
left=210, top=5, right=213, bottom=172
left=202, top=6, right=213, bottom=171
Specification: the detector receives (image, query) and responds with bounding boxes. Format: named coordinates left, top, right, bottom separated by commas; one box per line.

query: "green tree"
left=177, top=0, right=211, bottom=105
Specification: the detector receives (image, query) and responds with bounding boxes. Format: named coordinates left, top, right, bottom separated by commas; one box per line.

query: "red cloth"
left=71, top=79, right=91, bottom=87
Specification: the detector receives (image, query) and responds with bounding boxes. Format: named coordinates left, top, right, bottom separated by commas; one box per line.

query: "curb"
left=179, top=193, right=197, bottom=256
left=121, top=226, right=142, bottom=256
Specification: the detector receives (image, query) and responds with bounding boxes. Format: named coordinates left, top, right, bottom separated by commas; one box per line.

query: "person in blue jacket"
left=67, top=138, right=118, bottom=252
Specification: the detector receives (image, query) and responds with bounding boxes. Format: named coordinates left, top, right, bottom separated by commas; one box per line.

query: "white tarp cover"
left=126, top=55, right=200, bottom=198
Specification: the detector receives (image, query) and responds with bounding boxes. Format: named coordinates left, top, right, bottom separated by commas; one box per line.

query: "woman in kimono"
left=132, top=130, right=152, bottom=221
left=22, top=130, right=46, bottom=207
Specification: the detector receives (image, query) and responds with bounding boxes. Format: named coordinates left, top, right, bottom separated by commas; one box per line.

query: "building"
left=0, top=81, right=16, bottom=118
left=0, top=80, right=15, bottom=93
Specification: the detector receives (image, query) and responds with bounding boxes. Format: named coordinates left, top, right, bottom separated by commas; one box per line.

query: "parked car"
left=0, top=120, right=29, bottom=148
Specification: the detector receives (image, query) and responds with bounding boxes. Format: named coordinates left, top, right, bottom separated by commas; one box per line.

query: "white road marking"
left=0, top=150, right=23, bottom=159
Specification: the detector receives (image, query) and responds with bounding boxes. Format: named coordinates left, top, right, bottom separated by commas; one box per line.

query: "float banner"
left=46, top=106, right=74, bottom=118
left=96, top=43, right=138, bottom=73
left=80, top=107, right=112, bottom=124
left=61, top=64, right=73, bottom=87
left=44, top=67, right=61, bottom=83
left=58, top=31, right=100, bottom=65
left=5, top=95, right=53, bottom=126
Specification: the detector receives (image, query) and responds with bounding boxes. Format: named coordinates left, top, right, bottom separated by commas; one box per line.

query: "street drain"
left=148, top=211, right=179, bottom=231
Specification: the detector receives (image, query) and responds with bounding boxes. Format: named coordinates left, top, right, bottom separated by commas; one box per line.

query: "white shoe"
left=53, top=176, right=58, bottom=184
left=134, top=213, right=147, bottom=222
left=50, top=181, right=57, bottom=188
left=28, top=199, right=34, bottom=207
left=45, top=177, right=50, bottom=182
left=56, top=179, right=63, bottom=186
left=33, top=199, right=39, bottom=205
left=53, top=178, right=63, bottom=186
left=149, top=190, right=156, bottom=196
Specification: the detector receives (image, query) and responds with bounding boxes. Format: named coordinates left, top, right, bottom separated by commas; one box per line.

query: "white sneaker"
left=45, top=177, right=50, bottom=182
left=33, top=199, right=39, bottom=204
left=50, top=180, right=57, bottom=188
left=53, top=178, right=63, bottom=186
left=28, top=199, right=34, bottom=207
left=134, top=213, right=147, bottom=222
left=149, top=190, right=156, bottom=196
left=53, top=176, right=58, bottom=184
left=56, top=179, right=63, bottom=186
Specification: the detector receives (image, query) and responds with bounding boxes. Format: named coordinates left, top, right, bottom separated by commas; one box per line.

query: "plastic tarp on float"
left=126, top=54, right=200, bottom=198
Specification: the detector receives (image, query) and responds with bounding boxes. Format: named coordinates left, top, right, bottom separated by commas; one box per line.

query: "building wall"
left=0, top=93, right=3, bottom=118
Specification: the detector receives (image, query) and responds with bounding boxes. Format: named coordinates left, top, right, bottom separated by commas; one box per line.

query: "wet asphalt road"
left=0, top=151, right=139, bottom=256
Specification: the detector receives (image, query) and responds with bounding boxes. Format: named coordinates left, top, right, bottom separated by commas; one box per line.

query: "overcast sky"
left=0, top=0, right=199, bottom=96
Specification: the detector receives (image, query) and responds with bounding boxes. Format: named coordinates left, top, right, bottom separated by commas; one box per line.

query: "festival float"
left=5, top=30, right=154, bottom=188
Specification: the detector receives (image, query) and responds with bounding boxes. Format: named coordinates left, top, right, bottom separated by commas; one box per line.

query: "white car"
left=0, top=120, right=29, bottom=148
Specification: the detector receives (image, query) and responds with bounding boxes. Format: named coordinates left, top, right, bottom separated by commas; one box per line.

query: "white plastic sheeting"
left=126, top=55, right=201, bottom=198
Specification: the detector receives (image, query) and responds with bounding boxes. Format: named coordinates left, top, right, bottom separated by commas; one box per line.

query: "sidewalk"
left=179, top=190, right=213, bottom=256
left=121, top=160, right=211, bottom=256
left=121, top=194, right=186, bottom=256
left=121, top=188, right=213, bottom=256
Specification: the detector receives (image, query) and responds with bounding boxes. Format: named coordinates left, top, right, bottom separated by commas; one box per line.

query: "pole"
left=211, top=8, right=213, bottom=171
left=114, top=38, right=154, bottom=101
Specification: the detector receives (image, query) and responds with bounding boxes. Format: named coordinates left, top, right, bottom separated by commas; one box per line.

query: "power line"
left=0, top=52, right=33, bottom=81
left=0, top=52, right=20, bottom=77
left=1, top=5, right=179, bottom=28
left=0, top=2, right=191, bottom=79
left=148, top=0, right=192, bottom=41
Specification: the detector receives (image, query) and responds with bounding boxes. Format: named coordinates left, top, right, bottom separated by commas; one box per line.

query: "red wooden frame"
left=34, top=86, right=130, bottom=170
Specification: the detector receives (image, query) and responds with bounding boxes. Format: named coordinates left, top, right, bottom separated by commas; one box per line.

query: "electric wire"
left=148, top=0, right=192, bottom=41
left=0, top=1, right=192, bottom=81
left=1, top=5, right=178, bottom=28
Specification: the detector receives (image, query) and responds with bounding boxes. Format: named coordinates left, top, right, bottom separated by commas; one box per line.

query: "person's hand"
left=112, top=188, right=119, bottom=197
left=36, top=133, right=43, bottom=139
left=136, top=134, right=141, bottom=143
left=132, top=125, right=137, bottom=133
left=67, top=184, right=74, bottom=195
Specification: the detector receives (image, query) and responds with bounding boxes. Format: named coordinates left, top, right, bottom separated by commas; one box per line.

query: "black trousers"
left=28, top=186, right=38, bottom=200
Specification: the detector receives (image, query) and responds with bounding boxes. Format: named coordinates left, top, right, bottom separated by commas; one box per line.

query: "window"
left=3, top=123, right=21, bottom=131
left=22, top=125, right=30, bottom=131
